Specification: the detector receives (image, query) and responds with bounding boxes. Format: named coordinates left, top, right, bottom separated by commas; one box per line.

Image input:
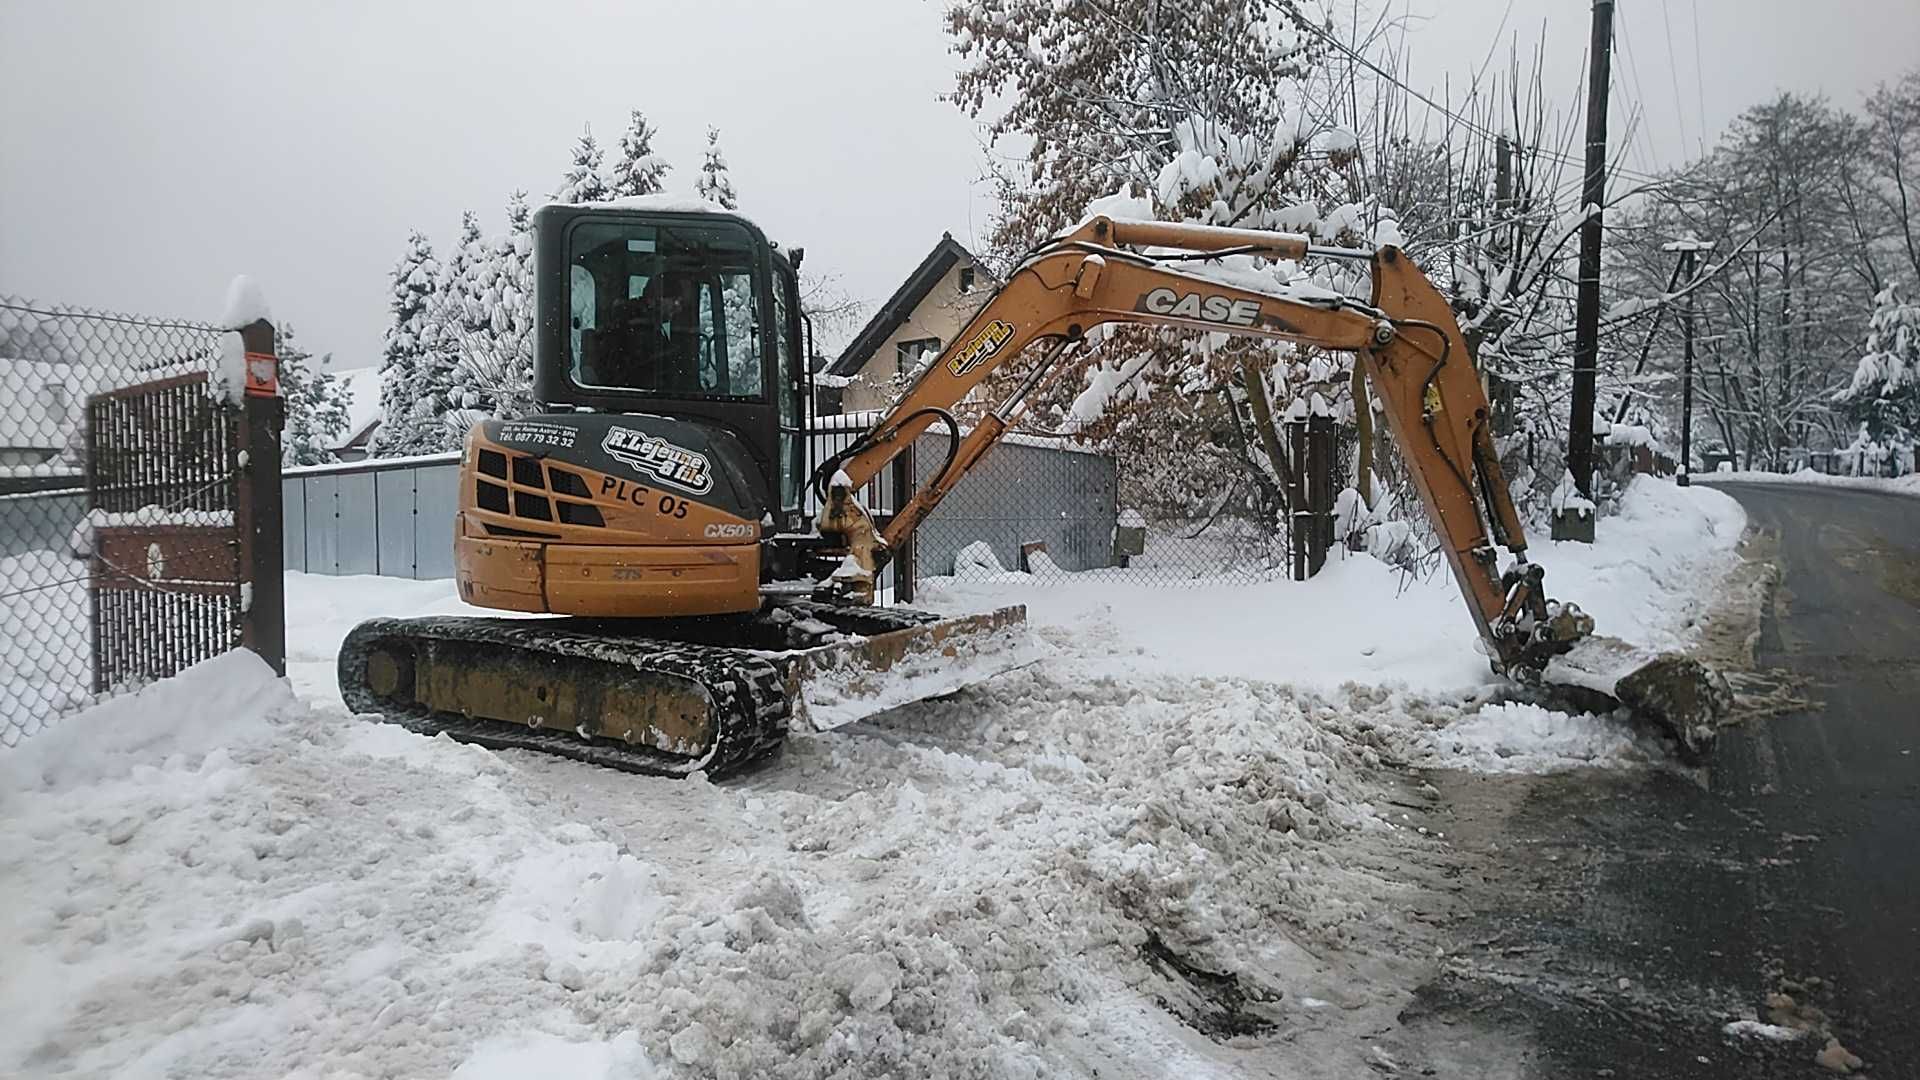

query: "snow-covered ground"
left=0, top=477, right=1750, bottom=1078
left=925, top=477, right=1748, bottom=696
left=1706, top=467, right=1920, bottom=497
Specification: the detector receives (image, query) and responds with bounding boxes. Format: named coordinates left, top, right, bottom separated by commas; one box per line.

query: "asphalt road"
left=1401, top=481, right=1920, bottom=1078
left=1708, top=482, right=1920, bottom=1069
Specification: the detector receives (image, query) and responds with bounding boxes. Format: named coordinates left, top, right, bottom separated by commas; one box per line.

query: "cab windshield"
left=566, top=218, right=764, bottom=400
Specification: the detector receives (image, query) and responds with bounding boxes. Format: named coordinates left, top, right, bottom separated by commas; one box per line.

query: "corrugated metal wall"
left=282, top=455, right=460, bottom=578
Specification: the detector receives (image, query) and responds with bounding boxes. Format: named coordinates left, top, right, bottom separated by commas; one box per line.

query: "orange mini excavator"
left=339, top=199, right=1727, bottom=777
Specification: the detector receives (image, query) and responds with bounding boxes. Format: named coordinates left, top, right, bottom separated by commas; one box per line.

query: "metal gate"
left=85, top=372, right=245, bottom=692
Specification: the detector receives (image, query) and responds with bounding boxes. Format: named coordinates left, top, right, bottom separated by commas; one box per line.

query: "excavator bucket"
left=1540, top=634, right=1733, bottom=762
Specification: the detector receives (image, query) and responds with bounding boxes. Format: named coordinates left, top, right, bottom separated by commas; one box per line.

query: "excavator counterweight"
left=338, top=200, right=1728, bottom=777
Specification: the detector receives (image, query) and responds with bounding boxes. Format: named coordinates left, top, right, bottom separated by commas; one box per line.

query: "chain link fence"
left=827, top=412, right=1349, bottom=594
left=1, top=296, right=240, bottom=746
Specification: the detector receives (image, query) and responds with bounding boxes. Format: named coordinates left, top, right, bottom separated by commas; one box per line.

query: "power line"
left=1612, top=4, right=1663, bottom=176
left=1292, top=15, right=1678, bottom=188
left=1658, top=0, right=1692, bottom=159
left=1689, top=0, right=1710, bottom=157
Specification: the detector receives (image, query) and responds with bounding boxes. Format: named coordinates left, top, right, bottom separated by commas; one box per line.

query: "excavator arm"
left=817, top=215, right=1578, bottom=678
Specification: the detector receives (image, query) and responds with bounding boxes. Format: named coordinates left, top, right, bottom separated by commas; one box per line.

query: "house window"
left=959, top=266, right=976, bottom=293
left=896, top=337, right=940, bottom=377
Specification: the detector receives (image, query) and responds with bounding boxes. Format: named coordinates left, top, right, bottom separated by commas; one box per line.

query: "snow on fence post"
left=226, top=278, right=286, bottom=676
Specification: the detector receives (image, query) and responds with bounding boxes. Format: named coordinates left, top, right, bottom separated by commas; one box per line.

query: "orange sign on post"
left=243, top=351, right=279, bottom=397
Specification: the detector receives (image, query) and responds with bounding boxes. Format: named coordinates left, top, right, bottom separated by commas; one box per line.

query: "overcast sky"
left=3, top=1, right=1916, bottom=372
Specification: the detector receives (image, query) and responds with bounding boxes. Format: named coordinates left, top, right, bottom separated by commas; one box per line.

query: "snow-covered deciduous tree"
left=554, top=128, right=609, bottom=205
left=695, top=128, right=738, bottom=210
left=375, top=230, right=441, bottom=455
left=947, top=0, right=1358, bottom=551
left=948, top=0, right=1326, bottom=251
left=1863, top=71, right=1920, bottom=284
left=610, top=110, right=670, bottom=199
left=1838, top=283, right=1920, bottom=460
left=275, top=322, right=350, bottom=466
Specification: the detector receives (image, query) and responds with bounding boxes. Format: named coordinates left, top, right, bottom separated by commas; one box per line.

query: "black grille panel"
left=476, top=448, right=606, bottom=531
left=550, top=468, right=592, bottom=498
left=511, top=456, right=545, bottom=488
left=476, top=480, right=510, bottom=513
left=557, top=501, right=605, bottom=527
left=513, top=491, right=553, bottom=521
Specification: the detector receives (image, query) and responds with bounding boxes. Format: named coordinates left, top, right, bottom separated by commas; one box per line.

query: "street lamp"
left=1662, top=238, right=1714, bottom=485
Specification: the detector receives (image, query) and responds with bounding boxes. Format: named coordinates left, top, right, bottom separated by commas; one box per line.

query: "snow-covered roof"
left=331, top=366, right=383, bottom=449
left=0, top=357, right=161, bottom=450
left=0, top=358, right=73, bottom=448
left=829, top=233, right=983, bottom=377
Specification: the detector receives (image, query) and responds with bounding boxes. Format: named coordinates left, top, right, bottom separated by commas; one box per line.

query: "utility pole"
left=1560, top=0, right=1614, bottom=541
left=1663, top=238, right=1713, bottom=485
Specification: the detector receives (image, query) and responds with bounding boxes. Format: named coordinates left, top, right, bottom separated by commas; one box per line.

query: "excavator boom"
left=816, top=214, right=1728, bottom=753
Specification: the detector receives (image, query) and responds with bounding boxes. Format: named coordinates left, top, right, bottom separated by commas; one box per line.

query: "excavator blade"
left=783, top=605, right=1045, bottom=731
left=1540, top=634, right=1733, bottom=762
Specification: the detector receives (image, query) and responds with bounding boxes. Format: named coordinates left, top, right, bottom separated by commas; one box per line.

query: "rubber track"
left=339, top=616, right=789, bottom=778
left=338, top=602, right=957, bottom=779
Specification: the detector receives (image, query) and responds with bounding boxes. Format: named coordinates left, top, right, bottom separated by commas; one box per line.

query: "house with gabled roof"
left=822, top=233, right=994, bottom=414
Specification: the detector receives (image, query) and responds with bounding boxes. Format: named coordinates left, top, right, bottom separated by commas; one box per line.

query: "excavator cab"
left=541, top=205, right=810, bottom=534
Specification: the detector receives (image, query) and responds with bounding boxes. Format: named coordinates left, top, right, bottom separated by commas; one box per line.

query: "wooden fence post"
left=1307, top=415, right=1335, bottom=577
left=891, top=441, right=916, bottom=604
left=232, top=319, right=286, bottom=675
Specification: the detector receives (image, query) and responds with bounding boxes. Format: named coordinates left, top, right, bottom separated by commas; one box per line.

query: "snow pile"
left=1529, top=477, right=1748, bottom=654
left=2, top=650, right=291, bottom=793
left=0, top=548, right=93, bottom=744
left=1, top=640, right=1433, bottom=1077
left=0, top=478, right=1750, bottom=1074
left=1710, top=468, right=1920, bottom=498
left=921, top=478, right=1744, bottom=696
left=219, top=275, right=271, bottom=330
left=454, top=1031, right=654, bottom=1079
left=921, top=477, right=1747, bottom=770
left=1602, top=422, right=1661, bottom=451
left=1397, top=700, right=1651, bottom=774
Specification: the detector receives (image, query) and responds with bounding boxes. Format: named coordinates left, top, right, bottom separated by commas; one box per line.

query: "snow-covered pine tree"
left=1838, top=283, right=1920, bottom=470
left=375, top=230, right=440, bottom=455
left=554, top=128, right=609, bottom=204
left=434, top=210, right=493, bottom=420
left=609, top=110, right=670, bottom=198
left=695, top=127, right=738, bottom=210
left=275, top=322, right=350, bottom=466
left=446, top=191, right=540, bottom=435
